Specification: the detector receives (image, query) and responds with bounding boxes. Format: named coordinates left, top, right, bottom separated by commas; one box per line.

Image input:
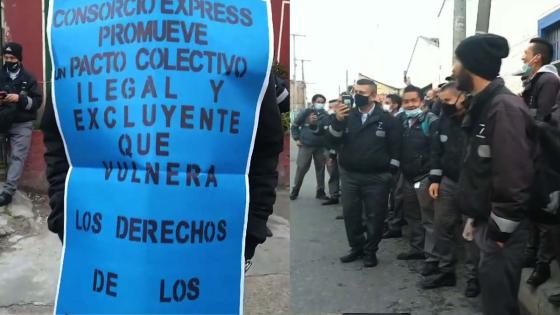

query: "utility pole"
left=300, top=59, right=311, bottom=82
left=300, top=59, right=311, bottom=104
left=345, top=70, right=349, bottom=92
left=291, top=34, right=305, bottom=83
left=476, top=0, right=492, bottom=34
left=453, top=0, right=467, bottom=63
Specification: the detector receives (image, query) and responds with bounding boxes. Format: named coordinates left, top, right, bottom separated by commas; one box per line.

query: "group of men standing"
left=291, top=33, right=560, bottom=315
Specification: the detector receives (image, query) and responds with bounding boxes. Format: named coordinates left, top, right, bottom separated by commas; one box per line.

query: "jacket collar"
left=462, top=78, right=505, bottom=130
left=351, top=103, right=383, bottom=124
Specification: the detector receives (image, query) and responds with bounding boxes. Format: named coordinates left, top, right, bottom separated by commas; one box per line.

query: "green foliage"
left=281, top=112, right=290, bottom=134
left=273, top=62, right=288, bottom=80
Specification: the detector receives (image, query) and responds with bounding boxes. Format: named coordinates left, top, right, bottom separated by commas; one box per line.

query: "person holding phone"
left=328, top=79, right=401, bottom=268
left=0, top=42, right=42, bottom=206
left=290, top=94, right=329, bottom=201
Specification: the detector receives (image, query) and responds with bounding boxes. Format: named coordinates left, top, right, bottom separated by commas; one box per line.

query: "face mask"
left=4, top=61, right=19, bottom=73
left=456, top=69, right=474, bottom=93
left=521, top=55, right=539, bottom=77
left=382, top=104, right=391, bottom=112
left=312, top=103, right=324, bottom=110
left=441, top=104, right=458, bottom=116
left=354, top=94, right=370, bottom=107
left=404, top=108, right=423, bottom=117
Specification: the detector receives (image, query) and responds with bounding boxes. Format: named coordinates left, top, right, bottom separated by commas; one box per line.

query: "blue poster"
left=47, top=0, right=272, bottom=313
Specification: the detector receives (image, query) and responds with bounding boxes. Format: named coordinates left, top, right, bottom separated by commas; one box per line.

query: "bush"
left=281, top=112, right=290, bottom=135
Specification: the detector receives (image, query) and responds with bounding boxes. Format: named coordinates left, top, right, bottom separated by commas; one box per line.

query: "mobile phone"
left=341, top=95, right=353, bottom=108
left=0, top=91, right=7, bottom=99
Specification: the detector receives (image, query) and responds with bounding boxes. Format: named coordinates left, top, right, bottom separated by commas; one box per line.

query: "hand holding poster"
left=47, top=0, right=272, bottom=313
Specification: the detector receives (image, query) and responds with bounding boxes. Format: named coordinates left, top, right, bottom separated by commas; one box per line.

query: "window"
left=539, top=8, right=560, bottom=64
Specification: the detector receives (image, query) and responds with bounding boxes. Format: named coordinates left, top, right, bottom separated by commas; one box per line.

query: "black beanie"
left=455, top=34, right=509, bottom=80
left=3, top=42, right=23, bottom=62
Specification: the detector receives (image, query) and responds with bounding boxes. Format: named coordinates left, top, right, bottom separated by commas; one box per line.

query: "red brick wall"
left=3, top=0, right=48, bottom=193
left=3, top=0, right=45, bottom=91
left=271, top=0, right=290, bottom=77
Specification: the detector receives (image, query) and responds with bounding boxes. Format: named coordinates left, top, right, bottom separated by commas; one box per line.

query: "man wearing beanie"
left=454, top=34, right=536, bottom=315
left=0, top=42, right=42, bottom=206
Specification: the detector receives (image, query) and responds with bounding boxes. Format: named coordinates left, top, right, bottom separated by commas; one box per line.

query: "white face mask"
left=382, top=104, right=391, bottom=112
left=313, top=103, right=324, bottom=110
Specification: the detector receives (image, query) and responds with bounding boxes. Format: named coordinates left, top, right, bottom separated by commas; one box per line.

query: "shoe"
left=340, top=250, right=364, bottom=263
left=316, top=190, right=329, bottom=200
left=322, top=198, right=339, bottom=205
left=265, top=226, right=273, bottom=237
left=465, top=279, right=481, bottom=298
left=289, top=189, right=298, bottom=200
left=420, top=261, right=439, bottom=276
left=397, top=251, right=425, bottom=260
left=0, top=192, right=12, bottom=207
left=549, top=293, right=560, bottom=306
left=421, top=272, right=456, bottom=289
left=526, top=263, right=551, bottom=287
left=363, top=254, right=378, bottom=268
left=382, top=230, right=402, bottom=239
left=335, top=214, right=344, bottom=220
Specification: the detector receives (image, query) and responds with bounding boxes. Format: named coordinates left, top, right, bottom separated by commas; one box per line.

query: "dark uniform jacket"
left=429, top=111, right=466, bottom=183
left=328, top=104, right=401, bottom=174
left=458, top=79, right=537, bottom=242
left=291, top=107, right=329, bottom=147
left=41, top=75, right=283, bottom=261
left=521, top=65, right=560, bottom=122
left=0, top=67, right=42, bottom=125
left=397, top=111, right=438, bottom=182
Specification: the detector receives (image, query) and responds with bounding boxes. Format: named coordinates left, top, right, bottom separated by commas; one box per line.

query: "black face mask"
left=354, top=94, right=370, bottom=107
left=456, top=69, right=474, bottom=93
left=441, top=104, right=458, bottom=116
left=441, top=93, right=463, bottom=117
left=4, top=61, right=19, bottom=73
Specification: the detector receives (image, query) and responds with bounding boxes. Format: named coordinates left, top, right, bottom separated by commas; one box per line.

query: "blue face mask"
left=313, top=103, right=324, bottom=110
left=521, top=63, right=533, bottom=77
left=521, top=55, right=537, bottom=77
left=404, top=108, right=423, bottom=117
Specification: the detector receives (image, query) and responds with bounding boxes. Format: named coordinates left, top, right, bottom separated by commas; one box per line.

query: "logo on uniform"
left=476, top=123, right=486, bottom=139
left=375, top=122, right=386, bottom=137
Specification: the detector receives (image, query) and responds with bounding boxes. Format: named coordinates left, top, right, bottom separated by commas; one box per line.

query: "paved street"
left=290, top=141, right=483, bottom=315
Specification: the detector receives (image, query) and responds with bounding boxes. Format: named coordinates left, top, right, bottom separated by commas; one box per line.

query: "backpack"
left=529, top=120, right=560, bottom=224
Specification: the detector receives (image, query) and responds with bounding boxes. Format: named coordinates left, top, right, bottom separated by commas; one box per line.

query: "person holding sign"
left=44, top=1, right=277, bottom=313
left=0, top=42, right=42, bottom=207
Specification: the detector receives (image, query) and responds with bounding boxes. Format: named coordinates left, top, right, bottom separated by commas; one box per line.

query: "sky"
left=291, top=0, right=444, bottom=102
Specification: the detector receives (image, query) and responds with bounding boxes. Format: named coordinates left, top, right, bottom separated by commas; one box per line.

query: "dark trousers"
left=525, top=222, right=555, bottom=265
left=401, top=178, right=426, bottom=255
left=417, top=177, right=437, bottom=263
left=552, top=225, right=560, bottom=269
left=292, top=145, right=326, bottom=194
left=464, top=217, right=480, bottom=281
left=475, top=220, right=529, bottom=315
left=341, top=168, right=391, bottom=255
left=432, top=177, right=462, bottom=273
left=386, top=174, right=404, bottom=232
left=325, top=154, right=340, bottom=199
